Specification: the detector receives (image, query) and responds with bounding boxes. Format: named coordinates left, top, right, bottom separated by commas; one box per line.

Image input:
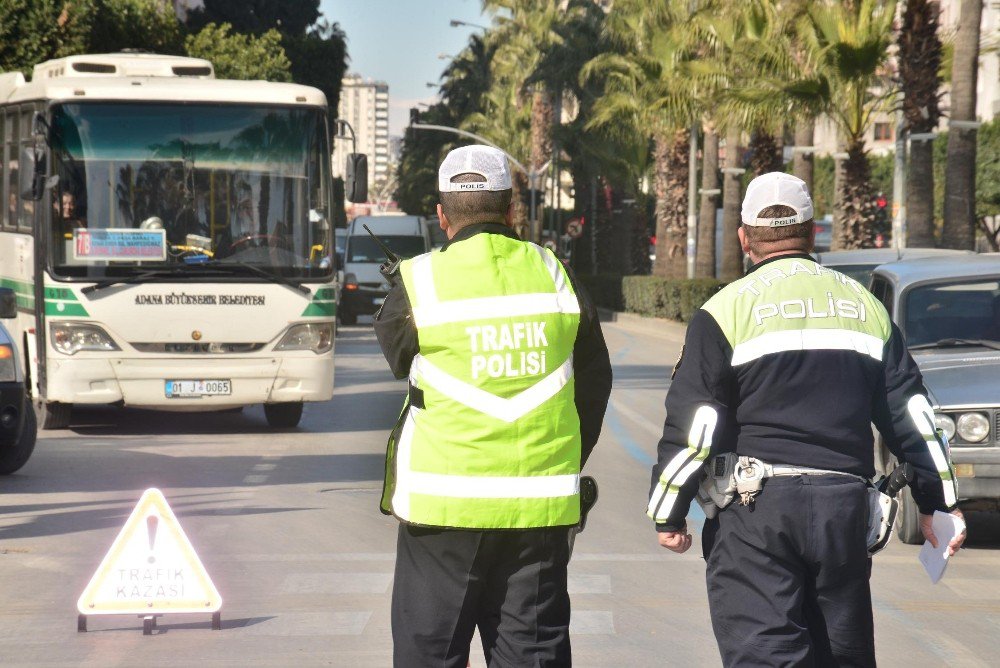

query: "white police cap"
left=438, top=145, right=513, bottom=193
left=741, top=172, right=814, bottom=227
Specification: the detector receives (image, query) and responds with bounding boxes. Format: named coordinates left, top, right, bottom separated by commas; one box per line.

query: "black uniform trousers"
left=392, top=523, right=572, bottom=668
left=702, top=474, right=875, bottom=667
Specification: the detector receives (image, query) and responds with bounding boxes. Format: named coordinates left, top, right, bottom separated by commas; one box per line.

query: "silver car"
left=814, top=247, right=975, bottom=286
left=870, top=255, right=1000, bottom=543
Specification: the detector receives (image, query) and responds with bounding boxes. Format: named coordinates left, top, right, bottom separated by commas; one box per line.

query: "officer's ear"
left=437, top=203, right=454, bottom=239
left=504, top=200, right=514, bottom=227
left=738, top=226, right=750, bottom=255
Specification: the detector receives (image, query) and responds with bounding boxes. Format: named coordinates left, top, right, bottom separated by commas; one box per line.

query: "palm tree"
left=583, top=0, right=701, bottom=279
left=734, top=0, right=896, bottom=250
left=942, top=0, right=983, bottom=250
left=898, top=0, right=943, bottom=247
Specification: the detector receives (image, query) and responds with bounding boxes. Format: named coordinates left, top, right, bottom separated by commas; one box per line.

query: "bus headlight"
left=275, top=323, right=333, bottom=354
left=0, top=345, right=16, bottom=381
left=956, top=412, right=989, bottom=443
left=934, top=414, right=956, bottom=442
left=50, top=322, right=120, bottom=355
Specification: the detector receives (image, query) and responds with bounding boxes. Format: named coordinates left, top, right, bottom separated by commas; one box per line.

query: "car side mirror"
left=0, top=287, right=17, bottom=319
left=345, top=153, right=368, bottom=203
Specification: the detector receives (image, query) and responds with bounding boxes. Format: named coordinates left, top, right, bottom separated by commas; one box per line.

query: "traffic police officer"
left=647, top=172, right=966, bottom=665
left=375, top=145, right=612, bottom=667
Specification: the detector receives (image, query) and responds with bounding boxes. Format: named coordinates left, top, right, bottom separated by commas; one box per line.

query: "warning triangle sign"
left=77, top=488, right=222, bottom=615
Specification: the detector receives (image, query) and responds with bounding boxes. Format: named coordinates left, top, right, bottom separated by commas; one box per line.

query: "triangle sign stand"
left=76, top=488, right=223, bottom=634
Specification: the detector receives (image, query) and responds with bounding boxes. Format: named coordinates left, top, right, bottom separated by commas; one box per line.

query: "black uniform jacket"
left=650, top=252, right=957, bottom=532
left=374, top=222, right=613, bottom=467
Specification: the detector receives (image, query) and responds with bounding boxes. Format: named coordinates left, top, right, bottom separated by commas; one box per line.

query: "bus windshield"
left=49, top=102, right=331, bottom=280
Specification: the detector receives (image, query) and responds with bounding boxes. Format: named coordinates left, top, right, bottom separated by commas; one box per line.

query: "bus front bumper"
left=44, top=356, right=334, bottom=408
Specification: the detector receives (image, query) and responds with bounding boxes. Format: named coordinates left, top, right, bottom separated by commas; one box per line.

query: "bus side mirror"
left=0, top=288, right=16, bottom=319
left=19, top=145, right=47, bottom=202
left=345, top=153, right=368, bottom=203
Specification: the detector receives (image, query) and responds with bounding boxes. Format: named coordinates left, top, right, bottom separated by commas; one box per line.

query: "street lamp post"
left=449, top=19, right=489, bottom=30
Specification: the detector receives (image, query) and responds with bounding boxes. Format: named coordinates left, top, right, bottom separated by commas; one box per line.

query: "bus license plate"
left=165, top=380, right=232, bottom=398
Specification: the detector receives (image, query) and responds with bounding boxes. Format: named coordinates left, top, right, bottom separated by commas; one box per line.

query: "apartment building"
left=333, top=74, right=390, bottom=192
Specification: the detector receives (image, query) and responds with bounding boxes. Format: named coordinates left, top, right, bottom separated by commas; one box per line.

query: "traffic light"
left=873, top=192, right=889, bottom=233
left=409, top=108, right=420, bottom=126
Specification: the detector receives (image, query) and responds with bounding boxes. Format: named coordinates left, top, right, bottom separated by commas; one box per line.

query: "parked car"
left=814, top=247, right=975, bottom=286
left=814, top=216, right=832, bottom=252
left=425, top=218, right=447, bottom=250
left=869, top=255, right=1000, bottom=543
left=0, top=287, right=37, bottom=474
left=339, top=215, right=431, bottom=325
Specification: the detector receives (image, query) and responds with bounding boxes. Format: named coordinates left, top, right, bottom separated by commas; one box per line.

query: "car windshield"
left=347, top=235, right=426, bottom=263
left=904, top=278, right=1000, bottom=347
left=49, top=102, right=331, bottom=280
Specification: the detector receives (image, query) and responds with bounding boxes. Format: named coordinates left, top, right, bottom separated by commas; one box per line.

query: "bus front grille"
left=131, top=342, right=267, bottom=354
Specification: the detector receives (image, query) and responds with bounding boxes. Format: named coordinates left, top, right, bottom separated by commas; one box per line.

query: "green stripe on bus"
left=301, top=302, right=336, bottom=317
left=45, top=301, right=89, bottom=316
left=0, top=277, right=33, bottom=296
left=314, top=287, right=338, bottom=300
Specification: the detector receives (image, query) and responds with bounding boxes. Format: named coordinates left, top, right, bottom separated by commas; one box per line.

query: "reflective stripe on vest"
left=386, top=235, right=582, bottom=529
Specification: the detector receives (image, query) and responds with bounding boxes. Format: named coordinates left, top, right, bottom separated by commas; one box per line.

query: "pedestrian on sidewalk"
left=647, top=172, right=966, bottom=665
left=375, top=145, right=612, bottom=667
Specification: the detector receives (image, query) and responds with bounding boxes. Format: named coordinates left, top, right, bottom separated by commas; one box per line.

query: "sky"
left=320, top=0, right=492, bottom=137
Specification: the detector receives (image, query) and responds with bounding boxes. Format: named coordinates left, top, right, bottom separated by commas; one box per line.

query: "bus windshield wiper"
left=203, top=261, right=311, bottom=295
left=909, top=338, right=1000, bottom=351
left=80, top=266, right=211, bottom=295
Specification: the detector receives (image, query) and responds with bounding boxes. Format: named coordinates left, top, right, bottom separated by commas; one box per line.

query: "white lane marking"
left=252, top=463, right=277, bottom=472
left=234, top=611, right=372, bottom=636
left=609, top=396, right=662, bottom=439
left=242, top=474, right=268, bottom=485
left=571, top=610, right=615, bottom=635
left=282, top=573, right=393, bottom=595
left=568, top=574, right=611, bottom=594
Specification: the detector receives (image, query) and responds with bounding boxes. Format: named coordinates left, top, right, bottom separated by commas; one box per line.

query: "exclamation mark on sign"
left=147, top=515, right=158, bottom=564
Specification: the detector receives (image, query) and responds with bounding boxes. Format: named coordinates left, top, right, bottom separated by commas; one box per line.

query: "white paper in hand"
left=918, top=510, right=965, bottom=584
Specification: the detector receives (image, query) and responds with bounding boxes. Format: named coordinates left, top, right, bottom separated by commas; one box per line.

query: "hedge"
left=578, top=274, right=726, bottom=323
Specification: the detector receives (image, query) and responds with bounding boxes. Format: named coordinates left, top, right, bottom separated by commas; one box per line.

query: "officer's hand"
left=658, top=530, right=692, bottom=554
left=919, top=509, right=967, bottom=556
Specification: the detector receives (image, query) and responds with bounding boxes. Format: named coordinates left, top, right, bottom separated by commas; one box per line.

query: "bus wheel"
left=264, top=402, right=303, bottom=429
left=37, top=401, right=72, bottom=430
left=0, top=402, right=37, bottom=474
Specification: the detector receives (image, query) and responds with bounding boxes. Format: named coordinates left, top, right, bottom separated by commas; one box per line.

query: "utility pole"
left=687, top=125, right=698, bottom=279
left=892, top=109, right=907, bottom=249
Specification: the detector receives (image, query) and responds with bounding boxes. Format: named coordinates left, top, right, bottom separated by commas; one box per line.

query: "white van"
left=339, top=215, right=431, bottom=325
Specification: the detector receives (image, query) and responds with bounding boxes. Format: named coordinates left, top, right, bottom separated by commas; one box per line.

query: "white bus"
left=0, top=53, right=341, bottom=429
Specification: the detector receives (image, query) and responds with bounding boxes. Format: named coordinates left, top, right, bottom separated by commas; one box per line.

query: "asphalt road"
left=1, top=317, right=999, bottom=667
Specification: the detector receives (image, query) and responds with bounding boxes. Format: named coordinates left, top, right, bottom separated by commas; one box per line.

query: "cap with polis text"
left=741, top=172, right=814, bottom=227
left=438, top=145, right=513, bottom=193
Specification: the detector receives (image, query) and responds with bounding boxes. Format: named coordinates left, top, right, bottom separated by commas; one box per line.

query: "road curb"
left=597, top=308, right=687, bottom=343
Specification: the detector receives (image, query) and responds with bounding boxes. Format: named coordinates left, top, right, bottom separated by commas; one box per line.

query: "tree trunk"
left=792, top=118, right=815, bottom=192
left=906, top=137, right=936, bottom=247
left=529, top=87, right=555, bottom=245
left=942, top=0, right=982, bottom=250
left=652, top=129, right=689, bottom=279
left=720, top=126, right=744, bottom=280
left=696, top=128, right=719, bottom=278
left=831, top=134, right=847, bottom=251
left=511, top=171, right=530, bottom=239
left=748, top=129, right=782, bottom=177
left=838, top=139, right=878, bottom=250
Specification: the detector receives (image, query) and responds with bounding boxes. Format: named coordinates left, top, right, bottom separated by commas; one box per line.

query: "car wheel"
left=896, top=485, right=923, bottom=545
left=264, top=402, right=303, bottom=429
left=0, top=401, right=37, bottom=474
left=37, top=400, right=71, bottom=430
left=340, top=309, right=357, bottom=326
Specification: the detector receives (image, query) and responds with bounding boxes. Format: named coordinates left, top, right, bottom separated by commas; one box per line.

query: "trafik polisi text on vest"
left=466, top=322, right=548, bottom=380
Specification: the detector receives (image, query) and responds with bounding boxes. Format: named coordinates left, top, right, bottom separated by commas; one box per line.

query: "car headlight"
left=50, top=322, right=120, bottom=355
left=934, top=414, right=956, bottom=442
left=275, top=323, right=333, bottom=354
left=0, top=344, right=16, bottom=381
left=956, top=412, right=989, bottom=444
